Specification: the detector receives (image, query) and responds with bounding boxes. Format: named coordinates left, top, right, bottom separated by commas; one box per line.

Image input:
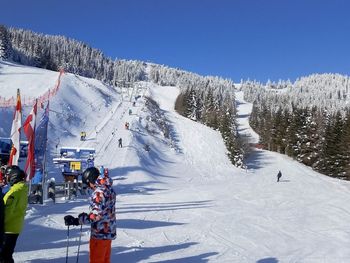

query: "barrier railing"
left=0, top=69, right=64, bottom=108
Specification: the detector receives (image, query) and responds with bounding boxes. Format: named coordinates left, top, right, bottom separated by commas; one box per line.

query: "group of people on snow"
left=0, top=165, right=116, bottom=263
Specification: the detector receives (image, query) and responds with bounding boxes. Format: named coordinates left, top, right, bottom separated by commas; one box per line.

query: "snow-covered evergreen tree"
left=0, top=25, right=12, bottom=60
left=243, top=74, right=350, bottom=180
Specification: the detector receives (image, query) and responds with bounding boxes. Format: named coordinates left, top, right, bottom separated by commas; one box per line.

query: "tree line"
left=243, top=75, right=350, bottom=180
left=175, top=86, right=246, bottom=168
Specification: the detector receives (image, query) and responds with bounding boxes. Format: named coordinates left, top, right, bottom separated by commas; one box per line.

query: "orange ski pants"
left=89, top=238, right=112, bottom=263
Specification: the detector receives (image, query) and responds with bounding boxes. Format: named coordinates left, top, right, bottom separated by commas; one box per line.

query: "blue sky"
left=1, top=0, right=349, bottom=82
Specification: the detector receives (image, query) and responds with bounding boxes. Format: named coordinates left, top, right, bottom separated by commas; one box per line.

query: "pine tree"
left=185, top=88, right=198, bottom=121
left=258, top=102, right=272, bottom=148
left=285, top=106, right=302, bottom=158
left=0, top=25, right=12, bottom=60
left=330, top=111, right=345, bottom=178
left=339, top=110, right=350, bottom=179
left=299, top=107, right=321, bottom=166
left=270, top=107, right=286, bottom=152
left=319, top=112, right=343, bottom=177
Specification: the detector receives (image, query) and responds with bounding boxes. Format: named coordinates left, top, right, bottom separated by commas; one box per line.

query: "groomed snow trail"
left=113, top=86, right=350, bottom=263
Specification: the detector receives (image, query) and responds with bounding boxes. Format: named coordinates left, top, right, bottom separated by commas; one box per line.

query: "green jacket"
left=3, top=181, right=28, bottom=234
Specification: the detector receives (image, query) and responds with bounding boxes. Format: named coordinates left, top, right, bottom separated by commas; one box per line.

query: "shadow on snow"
left=256, top=257, right=279, bottom=263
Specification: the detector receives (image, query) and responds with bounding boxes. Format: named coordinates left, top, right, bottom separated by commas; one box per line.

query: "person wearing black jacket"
left=0, top=184, right=4, bottom=258
left=277, top=170, right=282, bottom=182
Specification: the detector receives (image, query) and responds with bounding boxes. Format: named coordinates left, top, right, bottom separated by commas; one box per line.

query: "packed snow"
left=1, top=61, right=350, bottom=263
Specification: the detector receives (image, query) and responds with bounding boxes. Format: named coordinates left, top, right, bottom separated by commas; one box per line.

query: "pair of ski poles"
left=66, top=224, right=83, bottom=263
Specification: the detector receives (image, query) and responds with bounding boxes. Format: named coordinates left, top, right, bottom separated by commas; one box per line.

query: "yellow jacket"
left=3, top=181, right=28, bottom=233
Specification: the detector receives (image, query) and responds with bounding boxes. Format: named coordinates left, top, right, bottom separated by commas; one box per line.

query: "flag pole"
left=26, top=99, right=38, bottom=198
left=8, top=89, right=22, bottom=166
left=41, top=100, right=50, bottom=204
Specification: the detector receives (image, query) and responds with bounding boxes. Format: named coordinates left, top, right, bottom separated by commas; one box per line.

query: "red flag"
left=8, top=89, right=22, bottom=166
left=23, top=100, right=38, bottom=180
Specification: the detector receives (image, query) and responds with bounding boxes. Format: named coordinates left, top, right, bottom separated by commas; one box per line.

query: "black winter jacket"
left=0, top=187, right=4, bottom=251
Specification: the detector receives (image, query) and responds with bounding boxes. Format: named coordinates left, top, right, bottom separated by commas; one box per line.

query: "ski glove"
left=64, top=215, right=80, bottom=226
left=78, top=212, right=89, bottom=224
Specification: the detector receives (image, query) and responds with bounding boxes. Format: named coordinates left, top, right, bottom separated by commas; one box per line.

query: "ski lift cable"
left=94, top=102, right=125, bottom=155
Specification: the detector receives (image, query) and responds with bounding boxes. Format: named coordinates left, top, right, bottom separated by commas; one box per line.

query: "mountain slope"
left=1, top=63, right=350, bottom=262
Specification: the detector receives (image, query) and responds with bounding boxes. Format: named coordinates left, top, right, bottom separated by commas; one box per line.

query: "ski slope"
left=1, top=62, right=350, bottom=263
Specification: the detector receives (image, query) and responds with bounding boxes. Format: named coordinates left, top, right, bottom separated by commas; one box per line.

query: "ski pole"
left=76, top=224, right=83, bottom=263
left=66, top=225, right=70, bottom=263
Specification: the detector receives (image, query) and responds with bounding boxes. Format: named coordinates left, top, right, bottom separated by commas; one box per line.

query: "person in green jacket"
left=1, top=165, right=28, bottom=263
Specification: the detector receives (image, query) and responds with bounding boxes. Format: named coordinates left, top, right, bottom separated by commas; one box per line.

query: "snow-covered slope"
left=1, top=62, right=350, bottom=263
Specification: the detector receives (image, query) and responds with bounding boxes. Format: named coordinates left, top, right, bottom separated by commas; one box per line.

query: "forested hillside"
left=242, top=75, right=350, bottom=179
left=0, top=25, right=245, bottom=167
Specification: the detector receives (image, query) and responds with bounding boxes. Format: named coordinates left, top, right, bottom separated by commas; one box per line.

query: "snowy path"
left=113, top=87, right=350, bottom=262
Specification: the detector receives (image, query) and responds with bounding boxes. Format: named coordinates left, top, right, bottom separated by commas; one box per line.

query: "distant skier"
left=118, top=138, right=123, bottom=148
left=144, top=144, right=150, bottom=152
left=277, top=170, right=282, bottom=182
left=80, top=131, right=86, bottom=141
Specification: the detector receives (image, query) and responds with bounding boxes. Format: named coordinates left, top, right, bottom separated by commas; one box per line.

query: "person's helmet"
left=5, top=165, right=25, bottom=186
left=82, top=167, right=99, bottom=185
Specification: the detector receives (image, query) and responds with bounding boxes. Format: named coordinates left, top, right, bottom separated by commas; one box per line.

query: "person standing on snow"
left=0, top=166, right=10, bottom=194
left=0, top=180, right=4, bottom=256
left=99, top=165, right=104, bottom=176
left=103, top=168, right=109, bottom=178
left=118, top=138, right=122, bottom=148
left=64, top=167, right=116, bottom=263
left=29, top=169, right=43, bottom=204
left=0, top=166, right=5, bottom=185
left=277, top=170, right=282, bottom=182
left=1, top=166, right=28, bottom=263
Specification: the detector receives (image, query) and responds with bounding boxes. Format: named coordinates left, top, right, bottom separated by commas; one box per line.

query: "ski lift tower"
left=130, top=82, right=143, bottom=102
left=115, top=80, right=133, bottom=101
